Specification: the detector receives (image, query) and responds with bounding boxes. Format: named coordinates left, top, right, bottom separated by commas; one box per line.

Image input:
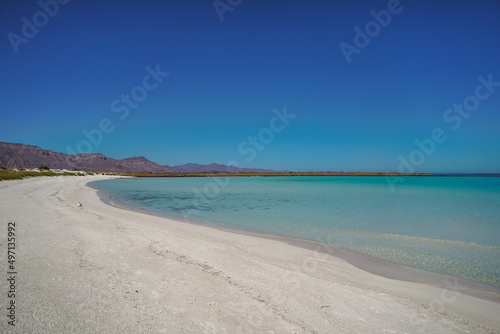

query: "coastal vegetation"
left=0, top=167, right=78, bottom=181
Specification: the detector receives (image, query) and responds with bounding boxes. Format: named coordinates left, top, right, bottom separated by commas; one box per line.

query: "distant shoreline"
left=109, top=171, right=500, bottom=178
left=2, top=166, right=499, bottom=182
left=108, top=171, right=433, bottom=177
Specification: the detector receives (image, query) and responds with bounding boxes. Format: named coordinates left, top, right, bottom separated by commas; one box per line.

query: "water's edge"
left=88, top=180, right=500, bottom=303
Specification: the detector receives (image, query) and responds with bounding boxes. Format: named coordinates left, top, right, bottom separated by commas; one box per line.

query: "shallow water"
left=93, top=176, right=500, bottom=287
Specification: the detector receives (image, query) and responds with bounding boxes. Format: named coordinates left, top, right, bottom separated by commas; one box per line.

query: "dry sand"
left=0, top=175, right=499, bottom=333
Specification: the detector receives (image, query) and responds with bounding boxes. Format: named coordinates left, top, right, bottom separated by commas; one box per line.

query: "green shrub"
left=0, top=168, right=69, bottom=181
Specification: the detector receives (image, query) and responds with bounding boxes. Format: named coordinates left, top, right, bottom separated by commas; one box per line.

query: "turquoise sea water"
left=93, top=176, right=500, bottom=287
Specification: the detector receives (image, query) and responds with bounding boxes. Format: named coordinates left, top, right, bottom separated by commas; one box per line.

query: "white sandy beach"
left=0, top=175, right=499, bottom=333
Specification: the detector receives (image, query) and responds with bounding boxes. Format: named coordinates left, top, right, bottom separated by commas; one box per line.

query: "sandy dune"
left=0, top=176, right=499, bottom=333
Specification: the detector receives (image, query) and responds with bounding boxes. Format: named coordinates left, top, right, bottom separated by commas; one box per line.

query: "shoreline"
left=1, top=175, right=499, bottom=333
left=91, top=179, right=500, bottom=304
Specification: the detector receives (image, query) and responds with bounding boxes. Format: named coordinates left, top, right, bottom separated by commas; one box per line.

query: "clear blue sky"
left=1, top=0, right=499, bottom=172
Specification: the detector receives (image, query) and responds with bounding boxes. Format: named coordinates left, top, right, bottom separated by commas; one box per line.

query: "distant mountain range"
left=0, top=142, right=275, bottom=173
